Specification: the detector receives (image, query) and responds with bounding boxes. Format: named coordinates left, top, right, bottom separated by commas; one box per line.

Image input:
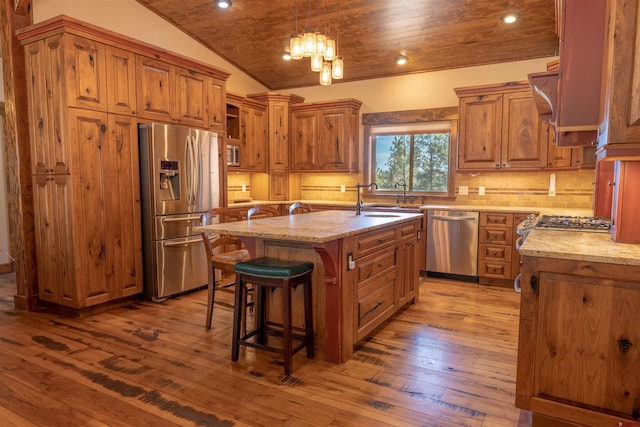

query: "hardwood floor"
left=0, top=272, right=531, bottom=426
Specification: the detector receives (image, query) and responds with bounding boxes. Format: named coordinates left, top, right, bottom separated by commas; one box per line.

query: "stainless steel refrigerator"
left=139, top=123, right=221, bottom=302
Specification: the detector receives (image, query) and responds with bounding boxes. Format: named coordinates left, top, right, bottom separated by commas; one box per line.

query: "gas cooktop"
left=535, top=215, right=611, bottom=232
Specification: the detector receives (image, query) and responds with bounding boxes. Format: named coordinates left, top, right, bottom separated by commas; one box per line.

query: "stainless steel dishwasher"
left=426, top=210, right=479, bottom=280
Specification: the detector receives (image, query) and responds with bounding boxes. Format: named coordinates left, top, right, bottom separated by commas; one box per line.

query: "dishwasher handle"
left=430, top=215, right=477, bottom=222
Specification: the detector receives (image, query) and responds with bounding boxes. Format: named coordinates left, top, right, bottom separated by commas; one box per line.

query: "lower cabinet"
left=516, top=256, right=640, bottom=425
left=34, top=111, right=143, bottom=309
left=352, top=220, right=419, bottom=341
left=478, top=212, right=514, bottom=283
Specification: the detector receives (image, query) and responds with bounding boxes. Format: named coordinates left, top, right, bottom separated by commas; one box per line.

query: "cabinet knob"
left=618, top=338, right=633, bottom=353
left=530, top=275, right=539, bottom=295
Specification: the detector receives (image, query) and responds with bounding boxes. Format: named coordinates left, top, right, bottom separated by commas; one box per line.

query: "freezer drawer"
left=145, top=235, right=208, bottom=301
left=427, top=210, right=479, bottom=277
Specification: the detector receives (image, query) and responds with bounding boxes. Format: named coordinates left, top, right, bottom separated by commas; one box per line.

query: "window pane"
left=374, top=135, right=410, bottom=190
left=412, top=133, right=449, bottom=192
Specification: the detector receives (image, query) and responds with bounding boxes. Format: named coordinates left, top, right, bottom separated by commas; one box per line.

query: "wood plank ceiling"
left=134, top=0, right=558, bottom=90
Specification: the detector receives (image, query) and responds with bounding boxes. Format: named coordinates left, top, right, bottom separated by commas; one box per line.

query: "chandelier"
left=287, top=0, right=343, bottom=86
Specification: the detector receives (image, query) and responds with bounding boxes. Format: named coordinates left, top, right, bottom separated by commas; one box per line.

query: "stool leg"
left=205, top=267, right=216, bottom=329
left=283, top=279, right=293, bottom=376
left=255, top=284, right=267, bottom=345
left=303, top=275, right=314, bottom=359
left=231, top=274, right=244, bottom=362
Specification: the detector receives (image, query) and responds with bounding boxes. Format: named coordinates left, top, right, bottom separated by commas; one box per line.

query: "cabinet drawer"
left=353, top=226, right=397, bottom=258
left=356, top=271, right=396, bottom=340
left=478, top=244, right=512, bottom=262
left=355, top=248, right=397, bottom=286
left=478, top=261, right=512, bottom=279
left=399, top=220, right=419, bottom=240
left=480, top=226, right=513, bottom=245
left=480, top=212, right=514, bottom=227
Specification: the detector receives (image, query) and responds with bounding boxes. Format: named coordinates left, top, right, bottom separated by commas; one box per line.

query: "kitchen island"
left=516, top=229, right=640, bottom=426
left=195, top=209, right=423, bottom=364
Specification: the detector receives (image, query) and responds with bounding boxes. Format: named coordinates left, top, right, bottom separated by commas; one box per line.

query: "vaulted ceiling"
left=133, top=0, right=558, bottom=90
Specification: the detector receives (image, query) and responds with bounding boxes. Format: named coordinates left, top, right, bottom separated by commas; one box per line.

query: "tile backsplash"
left=227, top=169, right=595, bottom=210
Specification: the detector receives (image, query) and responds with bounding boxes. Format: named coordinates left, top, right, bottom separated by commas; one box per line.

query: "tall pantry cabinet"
left=18, top=16, right=229, bottom=310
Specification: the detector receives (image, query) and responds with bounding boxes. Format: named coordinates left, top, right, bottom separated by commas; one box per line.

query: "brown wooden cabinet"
left=239, top=99, right=267, bottom=172
left=207, top=77, right=226, bottom=132
left=18, top=16, right=229, bottom=310
left=597, top=0, right=640, bottom=160
left=352, top=219, right=419, bottom=342
left=478, top=212, right=514, bottom=283
left=105, top=45, right=137, bottom=116
left=456, top=83, right=547, bottom=170
left=290, top=99, right=361, bottom=173
left=517, top=256, right=640, bottom=425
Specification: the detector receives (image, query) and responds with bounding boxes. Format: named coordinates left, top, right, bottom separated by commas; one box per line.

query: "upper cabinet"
left=528, top=0, right=607, bottom=147
left=225, top=93, right=268, bottom=172
left=456, top=82, right=547, bottom=170
left=290, top=99, right=361, bottom=173
left=597, top=0, right=640, bottom=160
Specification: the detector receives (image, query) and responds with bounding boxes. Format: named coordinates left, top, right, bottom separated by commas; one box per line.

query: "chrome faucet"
left=355, top=182, right=378, bottom=215
left=394, top=180, right=407, bottom=204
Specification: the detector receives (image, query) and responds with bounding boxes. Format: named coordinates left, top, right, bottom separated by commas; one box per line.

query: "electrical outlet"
left=459, top=185, right=468, bottom=196
left=478, top=186, right=485, bottom=196
left=340, top=184, right=346, bottom=193
left=241, top=184, right=246, bottom=192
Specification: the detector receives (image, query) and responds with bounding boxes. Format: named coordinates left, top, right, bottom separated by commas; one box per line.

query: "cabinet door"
left=269, top=101, right=290, bottom=170
left=238, top=107, right=267, bottom=171
left=25, top=39, right=58, bottom=175
left=318, top=108, right=350, bottom=171
left=174, top=67, right=208, bottom=128
left=535, top=268, right=640, bottom=417
left=291, top=110, right=319, bottom=171
left=67, top=108, right=111, bottom=307
left=33, top=174, right=77, bottom=306
left=207, top=77, right=226, bottom=131
left=105, top=114, right=143, bottom=298
left=105, top=45, right=137, bottom=116
left=397, top=239, right=417, bottom=306
left=545, top=122, right=573, bottom=168
left=501, top=92, right=546, bottom=168
left=136, top=56, right=175, bottom=122
left=457, top=94, right=503, bottom=169
left=62, top=34, right=108, bottom=112
left=598, top=0, right=640, bottom=158
left=269, top=170, right=289, bottom=201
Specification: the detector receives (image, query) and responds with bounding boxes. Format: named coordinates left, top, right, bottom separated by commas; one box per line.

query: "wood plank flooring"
left=0, top=272, right=531, bottom=426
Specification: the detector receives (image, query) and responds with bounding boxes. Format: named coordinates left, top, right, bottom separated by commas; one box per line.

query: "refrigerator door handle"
left=162, top=237, right=203, bottom=247
left=192, top=133, right=201, bottom=208
left=160, top=214, right=202, bottom=223
left=185, top=134, right=196, bottom=206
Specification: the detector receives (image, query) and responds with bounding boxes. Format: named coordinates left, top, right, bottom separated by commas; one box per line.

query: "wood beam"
left=0, top=0, right=38, bottom=310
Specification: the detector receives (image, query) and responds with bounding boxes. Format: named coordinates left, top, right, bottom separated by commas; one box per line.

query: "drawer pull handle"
left=363, top=301, right=383, bottom=318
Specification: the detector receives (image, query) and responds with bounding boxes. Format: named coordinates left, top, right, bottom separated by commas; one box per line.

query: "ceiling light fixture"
left=216, top=0, right=232, bottom=8
left=396, top=55, right=409, bottom=65
left=501, top=13, right=520, bottom=24
left=287, top=0, right=344, bottom=86
left=282, top=51, right=292, bottom=61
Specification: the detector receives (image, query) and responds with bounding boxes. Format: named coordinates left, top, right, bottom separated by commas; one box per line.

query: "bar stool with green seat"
left=231, top=257, right=314, bottom=376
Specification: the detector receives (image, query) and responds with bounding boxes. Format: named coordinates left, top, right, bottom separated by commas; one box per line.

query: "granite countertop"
left=194, top=210, right=423, bottom=243
left=520, top=229, right=640, bottom=266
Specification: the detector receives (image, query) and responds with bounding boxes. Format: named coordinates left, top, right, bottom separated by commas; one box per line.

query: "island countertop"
left=520, top=228, right=640, bottom=266
left=194, top=210, right=423, bottom=243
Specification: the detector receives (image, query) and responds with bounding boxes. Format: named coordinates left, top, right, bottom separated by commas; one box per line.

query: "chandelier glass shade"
left=286, top=0, right=344, bottom=85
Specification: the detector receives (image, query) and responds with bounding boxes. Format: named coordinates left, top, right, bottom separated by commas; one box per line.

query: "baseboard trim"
left=0, top=263, right=13, bottom=274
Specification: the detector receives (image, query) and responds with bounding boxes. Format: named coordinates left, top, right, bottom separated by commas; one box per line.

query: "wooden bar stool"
left=231, top=257, right=314, bottom=376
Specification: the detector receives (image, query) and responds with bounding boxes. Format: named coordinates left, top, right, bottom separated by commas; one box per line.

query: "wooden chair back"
left=288, top=202, right=313, bottom=215
left=247, top=205, right=279, bottom=220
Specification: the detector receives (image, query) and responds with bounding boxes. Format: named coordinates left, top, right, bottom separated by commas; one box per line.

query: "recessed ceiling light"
left=395, top=55, right=408, bottom=65
left=501, top=13, right=520, bottom=24
left=216, top=0, right=232, bottom=9
left=282, top=51, right=292, bottom=61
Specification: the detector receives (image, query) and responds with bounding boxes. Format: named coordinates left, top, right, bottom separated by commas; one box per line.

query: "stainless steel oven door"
left=153, top=235, right=208, bottom=301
